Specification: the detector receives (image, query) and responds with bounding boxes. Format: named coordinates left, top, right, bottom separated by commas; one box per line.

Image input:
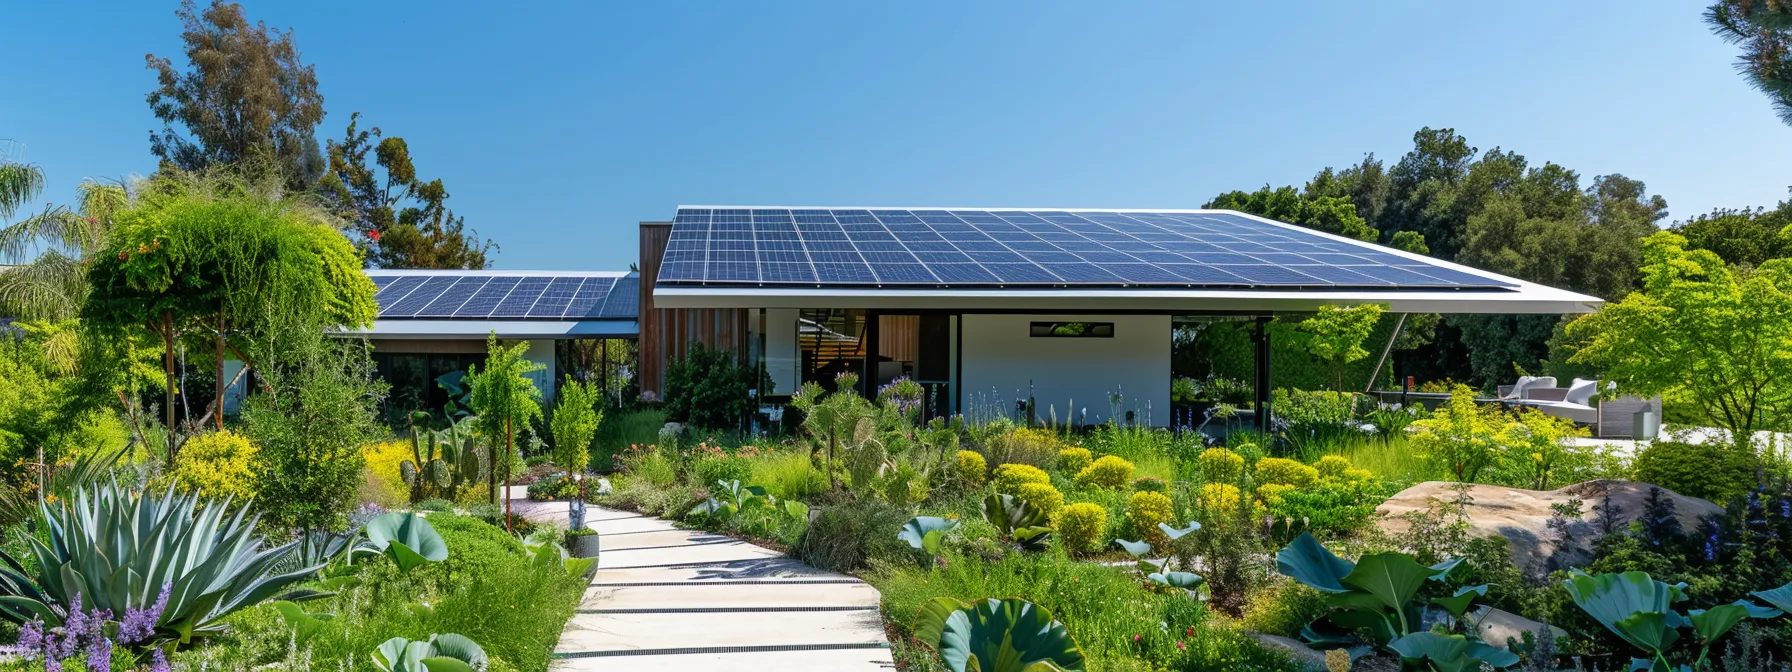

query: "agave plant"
left=363, top=512, right=450, bottom=573
left=981, top=494, right=1051, bottom=551
left=372, top=633, right=489, bottom=672
left=913, top=597, right=1086, bottom=672
left=0, top=480, right=322, bottom=643
left=1274, top=531, right=1498, bottom=666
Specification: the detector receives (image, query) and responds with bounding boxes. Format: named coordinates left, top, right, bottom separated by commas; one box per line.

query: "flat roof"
left=650, top=207, right=1603, bottom=314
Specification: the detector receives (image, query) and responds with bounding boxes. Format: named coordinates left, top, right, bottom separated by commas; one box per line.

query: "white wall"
left=523, top=339, right=557, bottom=403
left=765, top=308, right=799, bottom=397
left=960, top=314, right=1169, bottom=426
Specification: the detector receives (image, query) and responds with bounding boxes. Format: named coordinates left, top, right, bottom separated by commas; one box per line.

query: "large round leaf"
left=898, top=516, right=960, bottom=553
left=937, top=598, right=1086, bottom=672
left=1276, top=532, right=1355, bottom=593
left=1562, top=571, right=1688, bottom=651
left=365, top=512, right=449, bottom=571
left=1341, top=552, right=1432, bottom=613
left=1390, top=632, right=1519, bottom=672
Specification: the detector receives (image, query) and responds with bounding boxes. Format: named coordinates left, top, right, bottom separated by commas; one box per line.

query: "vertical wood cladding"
left=637, top=222, right=750, bottom=398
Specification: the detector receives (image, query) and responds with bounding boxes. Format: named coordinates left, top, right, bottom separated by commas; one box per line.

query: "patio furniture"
left=1595, top=395, right=1663, bottom=440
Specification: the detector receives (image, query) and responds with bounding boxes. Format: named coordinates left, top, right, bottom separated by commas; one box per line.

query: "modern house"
left=357, top=207, right=1603, bottom=427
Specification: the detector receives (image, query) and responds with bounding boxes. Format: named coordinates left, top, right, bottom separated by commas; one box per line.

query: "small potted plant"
left=567, top=527, right=600, bottom=560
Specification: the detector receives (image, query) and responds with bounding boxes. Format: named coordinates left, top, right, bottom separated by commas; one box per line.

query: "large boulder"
left=1375, top=480, right=1721, bottom=570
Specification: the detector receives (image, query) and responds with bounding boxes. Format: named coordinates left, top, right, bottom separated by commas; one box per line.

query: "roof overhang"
left=652, top=283, right=1600, bottom=314
left=345, top=319, right=638, bottom=340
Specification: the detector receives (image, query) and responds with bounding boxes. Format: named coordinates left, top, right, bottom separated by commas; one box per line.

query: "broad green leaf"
left=1147, top=571, right=1204, bottom=588
left=1563, top=571, right=1688, bottom=651
left=1614, top=611, right=1680, bottom=656
left=1390, top=632, right=1518, bottom=672
left=915, top=596, right=974, bottom=649
left=936, top=598, right=1087, bottom=672
left=1690, top=604, right=1749, bottom=644
left=1749, top=581, right=1792, bottom=613
left=899, top=516, right=960, bottom=553
left=1276, top=532, right=1355, bottom=593
left=564, top=557, right=597, bottom=579
left=783, top=500, right=809, bottom=520
left=1430, top=584, right=1489, bottom=617
left=1733, top=599, right=1783, bottom=619
left=373, top=637, right=412, bottom=672
left=427, top=633, right=488, bottom=670
left=420, top=659, right=475, bottom=672
left=922, top=530, right=948, bottom=556
left=1341, top=552, right=1431, bottom=614
left=386, top=540, right=431, bottom=574
left=1429, top=557, right=1465, bottom=581
left=366, top=512, right=449, bottom=573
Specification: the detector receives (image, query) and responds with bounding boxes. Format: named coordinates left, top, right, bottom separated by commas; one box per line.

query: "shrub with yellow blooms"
left=1256, top=483, right=1296, bottom=506
left=1255, top=457, right=1319, bottom=488
left=1055, top=447, right=1093, bottom=475
left=1057, top=502, right=1109, bottom=555
left=1198, top=447, right=1245, bottom=484
left=1127, top=490, right=1175, bottom=550
left=993, top=463, right=1051, bottom=494
left=1014, top=482, right=1065, bottom=521
left=1313, top=455, right=1353, bottom=480
left=169, top=430, right=258, bottom=503
left=1074, top=455, right=1136, bottom=489
left=955, top=450, right=989, bottom=488
left=360, top=440, right=414, bottom=507
left=1198, top=483, right=1243, bottom=514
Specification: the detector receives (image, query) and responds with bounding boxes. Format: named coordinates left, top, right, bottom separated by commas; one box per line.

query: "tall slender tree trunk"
left=161, top=311, right=175, bottom=461
left=504, top=416, right=514, bottom=533
left=215, top=313, right=225, bottom=430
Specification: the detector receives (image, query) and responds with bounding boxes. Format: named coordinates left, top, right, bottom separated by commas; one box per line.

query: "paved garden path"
left=548, top=503, right=896, bottom=671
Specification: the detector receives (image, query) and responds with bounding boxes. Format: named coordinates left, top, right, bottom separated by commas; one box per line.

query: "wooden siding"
left=638, top=222, right=752, bottom=398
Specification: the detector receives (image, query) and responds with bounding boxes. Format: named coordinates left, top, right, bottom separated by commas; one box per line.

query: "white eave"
left=345, top=319, right=638, bottom=340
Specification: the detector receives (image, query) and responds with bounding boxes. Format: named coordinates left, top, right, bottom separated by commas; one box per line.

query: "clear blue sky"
left=5, top=2, right=1789, bottom=270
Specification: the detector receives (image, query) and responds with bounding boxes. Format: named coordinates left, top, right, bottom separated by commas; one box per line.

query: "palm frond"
left=0, top=206, right=95, bottom=263
left=0, top=162, right=46, bottom=220
left=0, top=253, right=88, bottom=321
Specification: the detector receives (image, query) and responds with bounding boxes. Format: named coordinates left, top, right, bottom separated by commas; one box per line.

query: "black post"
left=1253, top=316, right=1272, bottom=433
left=862, top=311, right=880, bottom=396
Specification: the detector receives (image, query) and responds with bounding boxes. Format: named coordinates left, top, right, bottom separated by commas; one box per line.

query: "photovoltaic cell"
left=656, top=208, right=1520, bottom=291
left=369, top=272, right=636, bottom=321
left=492, top=277, right=552, bottom=317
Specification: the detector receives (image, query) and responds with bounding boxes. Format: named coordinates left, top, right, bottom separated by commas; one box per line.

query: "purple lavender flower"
left=16, top=619, right=44, bottom=654
left=85, top=633, right=110, bottom=672
left=62, top=593, right=85, bottom=643
left=119, top=582, right=172, bottom=645
left=149, top=649, right=170, bottom=672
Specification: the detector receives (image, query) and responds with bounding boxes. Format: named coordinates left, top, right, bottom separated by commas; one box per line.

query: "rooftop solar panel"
left=655, top=208, right=1520, bottom=291
left=368, top=272, right=639, bottom=321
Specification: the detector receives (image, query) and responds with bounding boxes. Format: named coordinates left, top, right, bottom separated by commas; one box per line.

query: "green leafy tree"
left=1672, top=202, right=1792, bottom=268
left=146, top=0, right=326, bottom=190
left=1566, top=231, right=1792, bottom=443
left=1409, top=385, right=1506, bottom=482
left=663, top=342, right=758, bottom=432
left=318, top=113, right=495, bottom=269
left=466, top=333, right=543, bottom=528
left=1707, top=0, right=1792, bottom=125
left=1292, top=304, right=1385, bottom=391
left=1205, top=184, right=1377, bottom=241
left=549, top=375, right=603, bottom=477
left=82, top=175, right=377, bottom=445
left=242, top=324, right=384, bottom=532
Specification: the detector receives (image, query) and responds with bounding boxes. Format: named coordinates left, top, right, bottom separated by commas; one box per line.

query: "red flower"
left=370, top=229, right=382, bottom=242
left=1132, top=634, right=1141, bottom=643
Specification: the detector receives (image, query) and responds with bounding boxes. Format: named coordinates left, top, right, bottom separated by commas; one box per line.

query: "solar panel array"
left=656, top=208, right=1518, bottom=290
left=370, top=274, right=638, bottom=319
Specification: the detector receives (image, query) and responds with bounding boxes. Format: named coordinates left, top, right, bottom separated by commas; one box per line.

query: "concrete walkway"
left=550, top=504, right=896, bottom=671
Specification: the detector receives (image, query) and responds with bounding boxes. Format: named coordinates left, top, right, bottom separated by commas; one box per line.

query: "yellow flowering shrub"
left=1198, top=448, right=1245, bottom=484
left=1257, top=483, right=1296, bottom=506
left=1127, top=490, right=1175, bottom=550
left=1057, top=502, right=1109, bottom=555
left=1015, top=482, right=1065, bottom=521
left=1314, top=455, right=1353, bottom=480
left=993, top=463, right=1051, bottom=494
left=361, top=440, right=414, bottom=507
left=955, top=450, right=989, bottom=488
left=1132, top=476, right=1169, bottom=493
left=1056, top=447, right=1093, bottom=475
left=1074, top=455, right=1136, bottom=489
left=1255, top=457, right=1319, bottom=488
left=1342, top=467, right=1375, bottom=483
left=169, top=430, right=258, bottom=503
left=1199, top=483, right=1243, bottom=514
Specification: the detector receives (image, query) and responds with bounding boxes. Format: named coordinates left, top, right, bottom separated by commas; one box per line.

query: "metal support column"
left=862, top=311, right=880, bottom=396
left=1253, top=316, right=1273, bottom=433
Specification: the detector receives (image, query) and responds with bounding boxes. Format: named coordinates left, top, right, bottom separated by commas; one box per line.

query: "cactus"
left=399, top=415, right=488, bottom=502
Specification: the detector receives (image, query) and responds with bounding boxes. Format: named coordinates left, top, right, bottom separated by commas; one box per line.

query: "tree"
left=319, top=113, right=495, bottom=269
left=1205, top=184, right=1377, bottom=241
left=466, top=333, right=543, bottom=530
left=1707, top=0, right=1792, bottom=125
left=549, top=376, right=603, bottom=498
left=82, top=174, right=377, bottom=447
left=1566, top=231, right=1792, bottom=444
left=146, top=0, right=326, bottom=191
left=1671, top=201, right=1792, bottom=268
left=1291, top=304, right=1385, bottom=391
left=663, top=342, right=759, bottom=431
left=2, top=178, right=138, bottom=320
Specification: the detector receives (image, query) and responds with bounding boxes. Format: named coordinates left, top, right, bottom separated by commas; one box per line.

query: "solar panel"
left=656, top=208, right=1521, bottom=290
left=368, top=273, right=640, bottom=321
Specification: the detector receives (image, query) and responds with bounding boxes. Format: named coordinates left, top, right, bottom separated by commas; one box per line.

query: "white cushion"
left=1505, top=376, right=1557, bottom=399
left=1565, top=378, right=1598, bottom=406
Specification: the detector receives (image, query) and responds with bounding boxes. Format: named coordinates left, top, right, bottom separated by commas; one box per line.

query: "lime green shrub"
left=1057, top=502, right=1108, bottom=555
left=691, top=454, right=752, bottom=486
left=1014, top=482, right=1065, bottom=521
left=1131, top=476, right=1168, bottom=493
left=993, top=463, right=1051, bottom=494
left=955, top=450, right=989, bottom=488
left=1313, top=455, right=1352, bottom=480
left=1256, top=483, right=1295, bottom=505
left=1127, top=490, right=1175, bottom=550
left=979, top=427, right=1063, bottom=469
left=1198, top=447, right=1245, bottom=484
left=170, top=429, right=258, bottom=502
left=1633, top=441, right=1756, bottom=503
left=1254, top=457, right=1319, bottom=488
left=1198, top=483, right=1242, bottom=514
left=1056, top=447, right=1093, bottom=475
left=1074, top=455, right=1136, bottom=489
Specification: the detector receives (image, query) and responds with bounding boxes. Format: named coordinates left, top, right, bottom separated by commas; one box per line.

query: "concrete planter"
left=570, top=532, right=601, bottom=560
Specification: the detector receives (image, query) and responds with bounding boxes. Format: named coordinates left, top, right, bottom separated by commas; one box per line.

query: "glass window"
left=1029, top=321, right=1115, bottom=338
